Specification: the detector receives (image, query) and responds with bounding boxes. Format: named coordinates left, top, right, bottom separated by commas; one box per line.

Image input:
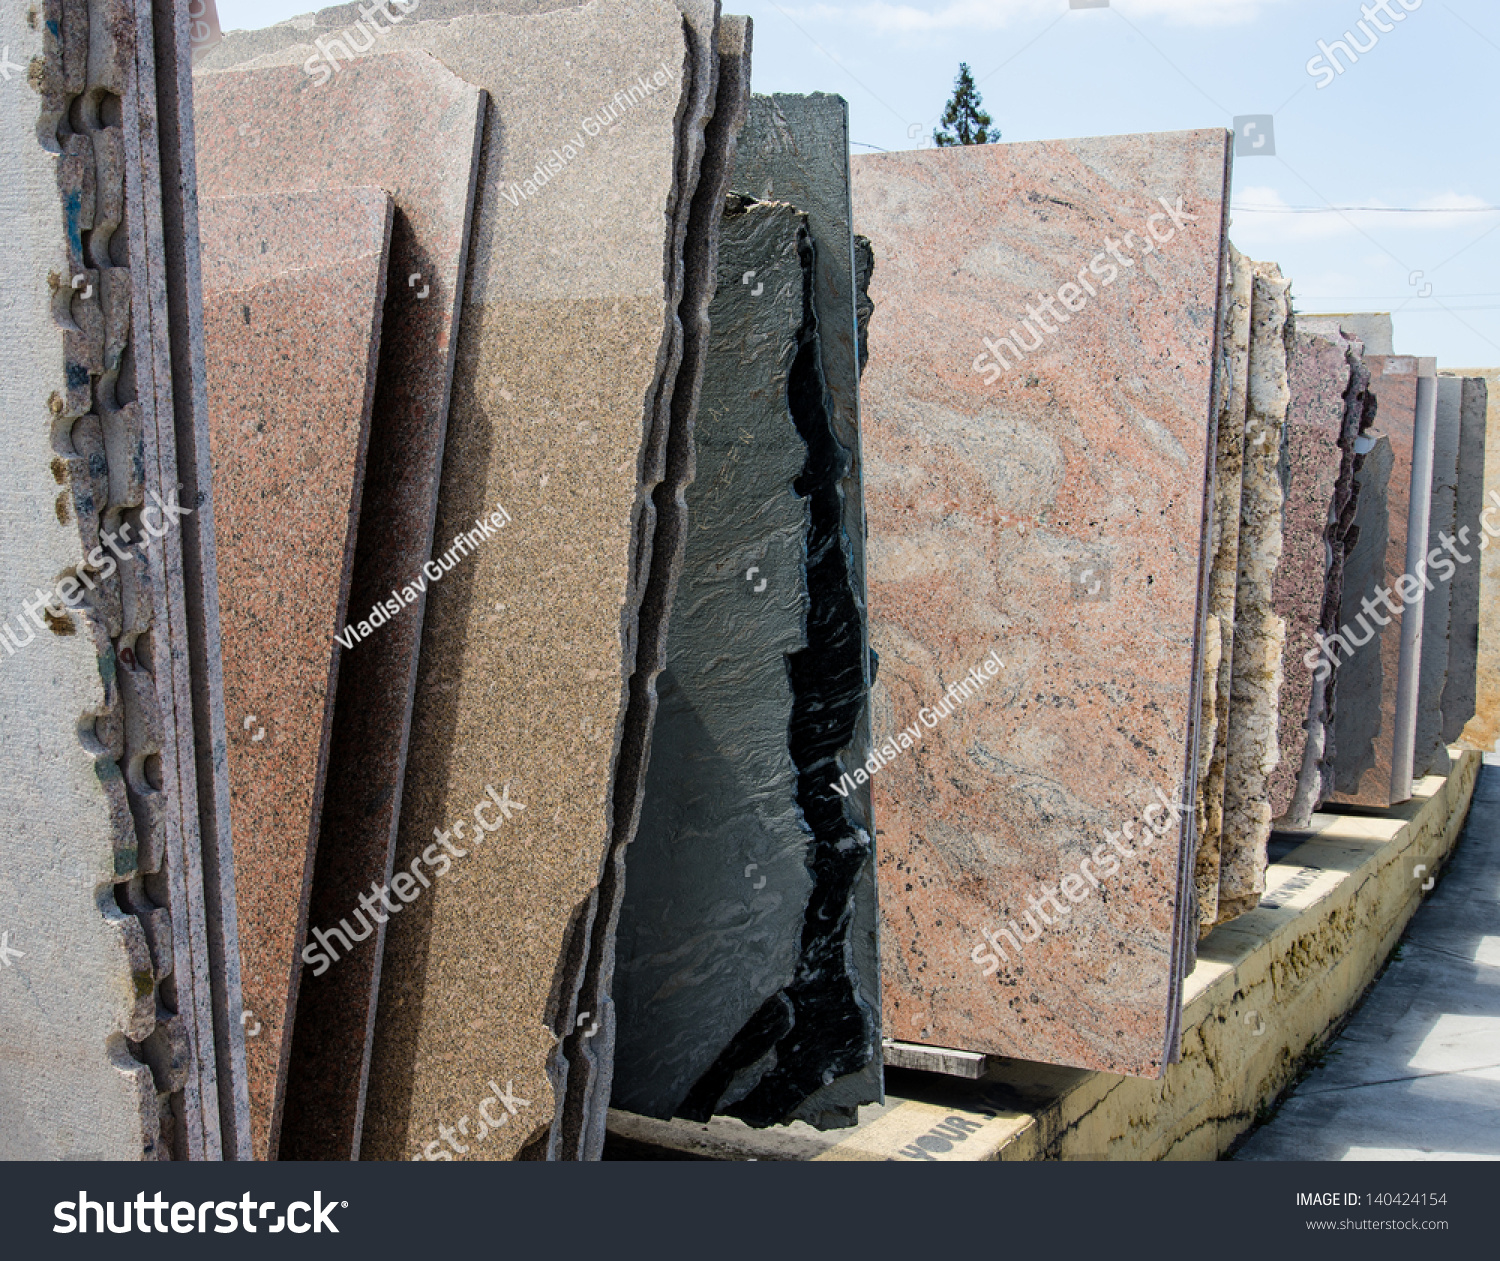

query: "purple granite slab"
left=1267, top=330, right=1353, bottom=820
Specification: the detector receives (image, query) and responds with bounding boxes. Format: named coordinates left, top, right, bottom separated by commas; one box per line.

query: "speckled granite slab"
left=1216, top=262, right=1289, bottom=925
left=1445, top=375, right=1489, bottom=745
left=1195, top=244, right=1251, bottom=934
left=202, top=0, right=719, bottom=1161
left=0, top=0, right=248, bottom=1161
left=1281, top=332, right=1371, bottom=829
left=1329, top=356, right=1435, bottom=806
left=850, top=130, right=1230, bottom=1077
left=1413, top=377, right=1462, bottom=779
left=200, top=188, right=393, bottom=1159
left=1267, top=330, right=1354, bottom=821
left=194, top=48, right=485, bottom=1162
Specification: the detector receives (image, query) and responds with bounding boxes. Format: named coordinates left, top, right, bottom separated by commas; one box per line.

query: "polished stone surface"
left=1444, top=377, right=1489, bottom=745
left=1331, top=358, right=1431, bottom=807
left=1282, top=333, right=1371, bottom=828
left=1332, top=432, right=1396, bottom=802
left=1413, top=378, right=1462, bottom=779
left=720, top=90, right=882, bottom=1123
left=1454, top=371, right=1500, bottom=753
left=1267, top=330, right=1354, bottom=821
left=201, top=188, right=393, bottom=1160
left=194, top=48, right=485, bottom=1162
left=614, top=196, right=816, bottom=1123
left=850, top=130, right=1229, bottom=1077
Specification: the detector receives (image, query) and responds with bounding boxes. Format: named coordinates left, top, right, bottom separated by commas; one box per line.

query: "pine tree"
left=934, top=63, right=998, bottom=147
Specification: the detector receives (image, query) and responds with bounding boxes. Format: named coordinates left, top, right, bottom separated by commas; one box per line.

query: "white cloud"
left=1230, top=186, right=1499, bottom=244
left=788, top=0, right=1292, bottom=34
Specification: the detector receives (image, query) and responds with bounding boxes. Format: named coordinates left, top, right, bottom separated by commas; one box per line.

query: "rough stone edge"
left=1196, top=241, right=1253, bottom=935
left=1216, top=261, right=1291, bottom=923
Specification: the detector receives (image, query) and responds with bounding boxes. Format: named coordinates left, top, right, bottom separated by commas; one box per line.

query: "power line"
left=1234, top=204, right=1500, bottom=214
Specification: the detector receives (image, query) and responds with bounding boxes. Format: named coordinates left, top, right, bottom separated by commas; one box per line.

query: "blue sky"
left=215, top=0, right=1499, bottom=367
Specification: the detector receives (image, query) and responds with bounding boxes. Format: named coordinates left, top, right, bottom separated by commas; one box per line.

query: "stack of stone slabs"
left=613, top=91, right=881, bottom=1131
left=850, top=130, right=1230, bottom=1077
left=199, top=188, right=394, bottom=1160
left=1278, top=332, right=1374, bottom=830
left=0, top=0, right=249, bottom=1159
left=1193, top=245, right=1251, bottom=934
left=204, top=0, right=742, bottom=1160
left=1330, top=431, right=1396, bottom=800
left=1330, top=356, right=1438, bottom=806
left=1444, top=373, right=1490, bottom=747
left=1412, top=378, right=1463, bottom=779
left=193, top=49, right=485, bottom=1162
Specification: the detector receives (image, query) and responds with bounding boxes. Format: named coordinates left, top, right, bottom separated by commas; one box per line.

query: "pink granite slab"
left=850, top=130, right=1229, bottom=1078
left=1267, top=330, right=1354, bottom=819
left=1329, top=356, right=1427, bottom=808
left=200, top=187, right=393, bottom=1160
left=194, top=49, right=485, bottom=1162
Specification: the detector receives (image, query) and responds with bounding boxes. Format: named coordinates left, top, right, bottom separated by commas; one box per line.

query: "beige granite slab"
left=200, top=188, right=393, bottom=1160
left=1216, top=262, right=1289, bottom=924
left=850, top=129, right=1230, bottom=1077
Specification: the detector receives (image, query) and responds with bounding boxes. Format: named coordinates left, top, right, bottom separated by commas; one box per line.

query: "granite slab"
left=1329, top=357, right=1433, bottom=807
left=1196, top=244, right=1252, bottom=933
left=200, top=188, right=393, bottom=1160
left=202, top=0, right=716, bottom=1161
left=613, top=195, right=816, bottom=1123
left=1443, top=376, right=1488, bottom=744
left=0, top=0, right=250, bottom=1161
left=1330, top=433, right=1395, bottom=798
left=1412, top=377, right=1462, bottom=779
left=194, top=48, right=485, bottom=1162
left=850, top=129, right=1230, bottom=1077
left=713, top=89, right=881, bottom=1122
left=1458, top=370, right=1500, bottom=752
left=1282, top=332, right=1371, bottom=828
left=1216, top=261, right=1289, bottom=924
left=1267, top=330, right=1354, bottom=822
